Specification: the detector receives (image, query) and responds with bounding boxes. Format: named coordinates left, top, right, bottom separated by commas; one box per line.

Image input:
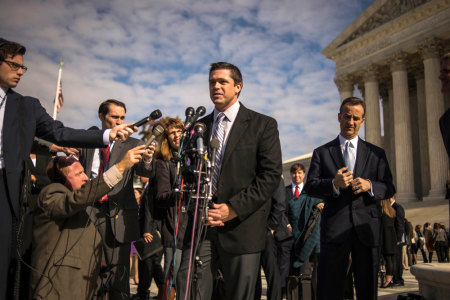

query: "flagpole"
left=52, top=59, right=64, bottom=120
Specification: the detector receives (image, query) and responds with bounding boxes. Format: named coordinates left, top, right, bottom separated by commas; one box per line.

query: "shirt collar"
left=214, top=100, right=240, bottom=123
left=338, top=134, right=359, bottom=148
left=291, top=182, right=303, bottom=188
left=0, top=87, right=8, bottom=101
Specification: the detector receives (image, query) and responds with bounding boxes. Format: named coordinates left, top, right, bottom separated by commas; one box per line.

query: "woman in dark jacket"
left=154, top=117, right=188, bottom=300
left=380, top=198, right=397, bottom=288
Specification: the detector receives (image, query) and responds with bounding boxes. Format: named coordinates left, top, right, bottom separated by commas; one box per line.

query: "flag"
left=52, top=60, right=64, bottom=120
left=55, top=79, right=64, bottom=113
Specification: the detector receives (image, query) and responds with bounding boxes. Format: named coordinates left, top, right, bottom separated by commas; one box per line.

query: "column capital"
left=389, top=52, right=408, bottom=72
left=334, top=75, right=354, bottom=93
left=362, top=64, right=380, bottom=82
left=418, top=37, right=442, bottom=60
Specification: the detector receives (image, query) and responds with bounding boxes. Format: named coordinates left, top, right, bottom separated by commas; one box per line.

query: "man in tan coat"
left=31, top=145, right=152, bottom=300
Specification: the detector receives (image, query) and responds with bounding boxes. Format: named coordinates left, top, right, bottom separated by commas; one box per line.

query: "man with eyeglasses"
left=0, top=37, right=138, bottom=299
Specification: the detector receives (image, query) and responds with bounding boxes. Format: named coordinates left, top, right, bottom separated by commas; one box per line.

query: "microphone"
left=130, top=109, right=162, bottom=128
left=144, top=124, right=165, bottom=148
left=183, top=107, right=195, bottom=130
left=184, top=106, right=206, bottom=130
left=194, top=122, right=206, bottom=155
left=209, top=138, right=220, bottom=168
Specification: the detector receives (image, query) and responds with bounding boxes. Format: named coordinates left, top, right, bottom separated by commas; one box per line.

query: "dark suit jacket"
left=304, top=136, right=395, bottom=247
left=79, top=137, right=152, bottom=243
left=268, top=178, right=292, bottom=243
left=392, top=202, right=405, bottom=244
left=3, top=90, right=105, bottom=218
left=199, top=103, right=282, bottom=254
left=31, top=171, right=111, bottom=299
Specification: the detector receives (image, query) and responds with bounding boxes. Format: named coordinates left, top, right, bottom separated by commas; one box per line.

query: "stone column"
left=363, top=65, right=382, bottom=147
left=414, top=71, right=431, bottom=199
left=420, top=38, right=448, bottom=200
left=381, top=88, right=392, bottom=167
left=388, top=87, right=396, bottom=182
left=335, top=75, right=354, bottom=101
left=390, top=53, right=416, bottom=202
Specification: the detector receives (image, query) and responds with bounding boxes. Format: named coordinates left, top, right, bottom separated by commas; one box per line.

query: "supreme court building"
left=302, top=0, right=450, bottom=203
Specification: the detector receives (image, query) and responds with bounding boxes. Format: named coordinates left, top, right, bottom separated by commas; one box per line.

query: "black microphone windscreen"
left=150, top=109, right=162, bottom=120
left=196, top=106, right=206, bottom=116
left=185, top=107, right=195, bottom=117
left=194, top=122, right=206, bottom=135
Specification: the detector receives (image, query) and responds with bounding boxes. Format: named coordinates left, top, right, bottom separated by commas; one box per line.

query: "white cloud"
left=1, top=0, right=371, bottom=160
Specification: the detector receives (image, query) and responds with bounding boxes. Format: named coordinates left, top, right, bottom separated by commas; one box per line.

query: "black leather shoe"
left=380, top=281, right=394, bottom=288
left=393, top=281, right=405, bottom=286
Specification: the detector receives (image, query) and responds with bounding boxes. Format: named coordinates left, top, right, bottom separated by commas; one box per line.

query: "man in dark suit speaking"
left=0, top=38, right=136, bottom=299
left=304, top=97, right=395, bottom=300
left=177, top=62, right=282, bottom=300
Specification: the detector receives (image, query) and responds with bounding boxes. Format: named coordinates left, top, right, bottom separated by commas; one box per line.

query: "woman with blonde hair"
left=380, top=198, right=397, bottom=288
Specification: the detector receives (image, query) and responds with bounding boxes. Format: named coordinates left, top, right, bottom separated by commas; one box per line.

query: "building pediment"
left=323, top=0, right=450, bottom=76
left=324, top=0, right=431, bottom=57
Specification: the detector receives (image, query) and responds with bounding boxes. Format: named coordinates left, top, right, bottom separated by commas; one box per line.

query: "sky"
left=1, top=0, right=373, bottom=161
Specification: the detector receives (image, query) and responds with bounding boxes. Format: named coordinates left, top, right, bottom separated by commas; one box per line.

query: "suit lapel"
left=221, top=105, right=250, bottom=167
left=3, top=90, right=19, bottom=150
left=354, top=138, right=370, bottom=178
left=203, top=113, right=214, bottom=147
left=328, top=137, right=345, bottom=170
left=109, top=140, right=125, bottom=166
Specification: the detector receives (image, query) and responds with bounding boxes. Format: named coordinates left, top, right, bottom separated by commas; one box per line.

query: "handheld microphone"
left=184, top=106, right=206, bottom=130
left=209, top=138, right=220, bottom=168
left=130, top=109, right=162, bottom=128
left=194, top=122, right=206, bottom=155
left=144, top=124, right=165, bottom=148
left=183, top=107, right=195, bottom=130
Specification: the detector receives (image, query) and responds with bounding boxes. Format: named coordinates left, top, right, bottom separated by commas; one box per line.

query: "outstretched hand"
left=115, top=145, right=146, bottom=173
left=109, top=123, right=138, bottom=142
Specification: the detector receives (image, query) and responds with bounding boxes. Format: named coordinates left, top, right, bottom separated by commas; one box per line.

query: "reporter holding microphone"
left=78, top=99, right=157, bottom=299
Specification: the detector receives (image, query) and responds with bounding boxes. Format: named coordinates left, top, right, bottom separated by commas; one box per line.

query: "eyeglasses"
left=2, top=60, right=28, bottom=73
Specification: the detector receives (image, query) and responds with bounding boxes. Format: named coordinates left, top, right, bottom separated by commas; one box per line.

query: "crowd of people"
left=0, top=36, right=449, bottom=300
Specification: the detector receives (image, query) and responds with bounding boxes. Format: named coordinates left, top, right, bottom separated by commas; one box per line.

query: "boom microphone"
left=144, top=124, right=165, bottom=148
left=184, top=106, right=206, bottom=131
left=194, top=122, right=206, bottom=155
left=131, top=109, right=162, bottom=128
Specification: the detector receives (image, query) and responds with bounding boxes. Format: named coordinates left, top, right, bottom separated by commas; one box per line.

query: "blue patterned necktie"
left=211, top=113, right=226, bottom=194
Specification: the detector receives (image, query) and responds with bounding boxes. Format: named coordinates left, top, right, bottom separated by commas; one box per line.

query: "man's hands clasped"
left=333, top=166, right=371, bottom=195
left=207, top=203, right=238, bottom=227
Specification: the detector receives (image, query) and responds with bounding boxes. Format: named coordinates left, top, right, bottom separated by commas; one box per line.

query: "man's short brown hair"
left=340, top=97, right=366, bottom=117
left=0, top=38, right=26, bottom=61
left=98, top=99, right=127, bottom=116
left=290, top=163, right=305, bottom=174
